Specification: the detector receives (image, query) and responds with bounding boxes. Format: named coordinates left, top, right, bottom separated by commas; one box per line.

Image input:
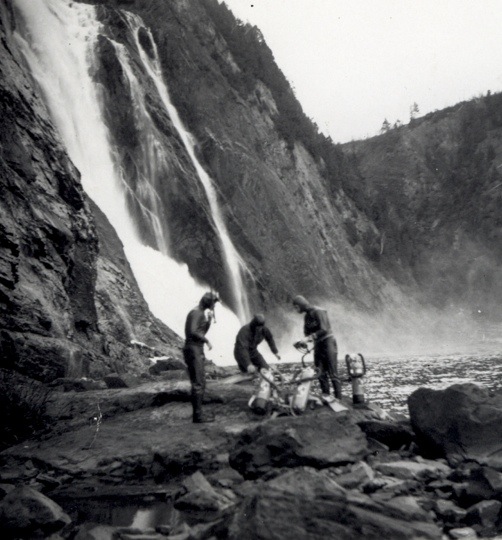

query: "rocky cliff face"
left=343, top=97, right=502, bottom=319
left=2, top=0, right=499, bottom=383
left=82, top=0, right=392, bottom=314
left=0, top=0, right=180, bottom=382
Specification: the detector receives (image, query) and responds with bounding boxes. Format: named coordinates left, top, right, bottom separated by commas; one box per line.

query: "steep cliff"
left=0, top=0, right=180, bottom=382
left=342, top=95, right=502, bottom=319
left=81, top=0, right=392, bottom=314
left=2, top=0, right=498, bottom=387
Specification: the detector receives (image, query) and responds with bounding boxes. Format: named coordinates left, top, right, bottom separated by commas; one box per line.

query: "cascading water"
left=124, top=14, right=251, bottom=322
left=13, top=0, right=243, bottom=363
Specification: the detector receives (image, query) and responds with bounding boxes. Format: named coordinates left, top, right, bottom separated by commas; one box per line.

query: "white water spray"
left=13, top=0, right=242, bottom=364
left=125, top=14, right=250, bottom=322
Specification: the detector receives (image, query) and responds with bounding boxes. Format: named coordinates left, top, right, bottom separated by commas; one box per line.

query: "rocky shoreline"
left=1, top=360, right=502, bottom=539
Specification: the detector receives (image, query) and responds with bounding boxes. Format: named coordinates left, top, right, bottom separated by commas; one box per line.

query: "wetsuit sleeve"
left=303, top=316, right=309, bottom=337
left=263, top=327, right=279, bottom=354
left=186, top=310, right=209, bottom=343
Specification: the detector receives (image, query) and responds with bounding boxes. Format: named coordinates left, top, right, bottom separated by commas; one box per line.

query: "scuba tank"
left=248, top=368, right=273, bottom=415
left=345, top=353, right=366, bottom=404
left=291, top=364, right=316, bottom=414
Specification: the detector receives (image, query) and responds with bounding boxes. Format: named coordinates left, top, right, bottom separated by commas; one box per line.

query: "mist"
left=251, top=297, right=501, bottom=369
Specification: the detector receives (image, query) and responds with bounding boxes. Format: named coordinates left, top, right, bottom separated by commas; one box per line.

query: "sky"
left=223, top=0, right=502, bottom=143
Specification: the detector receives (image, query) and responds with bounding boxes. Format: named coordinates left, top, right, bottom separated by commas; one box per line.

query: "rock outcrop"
left=229, top=467, right=441, bottom=539
left=1, top=379, right=502, bottom=538
left=229, top=410, right=368, bottom=479
left=79, top=0, right=394, bottom=313
left=408, top=384, right=502, bottom=469
left=343, top=97, right=502, bottom=318
left=0, top=1, right=181, bottom=382
left=0, top=486, right=71, bottom=538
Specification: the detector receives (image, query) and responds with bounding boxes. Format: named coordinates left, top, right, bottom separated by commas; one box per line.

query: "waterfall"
left=13, top=0, right=243, bottom=364
left=125, top=14, right=250, bottom=322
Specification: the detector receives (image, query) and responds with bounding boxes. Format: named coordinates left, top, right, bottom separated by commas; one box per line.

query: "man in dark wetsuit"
left=292, top=295, right=341, bottom=399
left=234, top=314, right=281, bottom=373
left=183, top=292, right=219, bottom=423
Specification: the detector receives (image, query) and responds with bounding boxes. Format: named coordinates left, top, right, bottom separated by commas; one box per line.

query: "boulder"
left=357, top=419, right=415, bottom=450
left=464, top=499, right=502, bottom=536
left=0, top=484, right=16, bottom=498
left=0, top=486, right=71, bottom=536
left=229, top=409, right=368, bottom=479
left=408, top=384, right=502, bottom=468
left=227, top=467, right=441, bottom=539
left=375, top=459, right=451, bottom=481
left=332, top=461, right=375, bottom=490
left=452, top=466, right=502, bottom=507
left=148, top=356, right=185, bottom=375
left=103, top=373, right=130, bottom=388
left=433, top=499, right=467, bottom=525
left=174, top=471, right=235, bottom=518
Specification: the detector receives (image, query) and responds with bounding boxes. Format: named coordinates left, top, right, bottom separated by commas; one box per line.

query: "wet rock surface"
left=1, top=376, right=502, bottom=539
left=0, top=3, right=182, bottom=385
left=409, top=383, right=502, bottom=468
left=229, top=409, right=368, bottom=479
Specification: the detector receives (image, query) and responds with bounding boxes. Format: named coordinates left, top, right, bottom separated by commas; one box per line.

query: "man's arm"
left=186, top=310, right=209, bottom=343
left=263, top=327, right=279, bottom=355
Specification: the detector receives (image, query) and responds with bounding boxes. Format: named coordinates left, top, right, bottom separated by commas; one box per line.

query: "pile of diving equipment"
left=248, top=342, right=367, bottom=417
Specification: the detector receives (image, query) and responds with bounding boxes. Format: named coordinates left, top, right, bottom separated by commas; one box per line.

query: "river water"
left=274, top=345, right=502, bottom=414
left=361, top=349, right=502, bottom=413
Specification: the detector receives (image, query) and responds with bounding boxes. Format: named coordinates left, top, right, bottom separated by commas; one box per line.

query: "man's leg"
left=184, top=345, right=214, bottom=423
left=250, top=350, right=269, bottom=372
left=314, top=347, right=330, bottom=395
left=325, top=339, right=342, bottom=399
left=234, top=347, right=250, bottom=373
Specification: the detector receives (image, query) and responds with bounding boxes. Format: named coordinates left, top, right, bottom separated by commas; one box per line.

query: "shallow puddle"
left=57, top=494, right=180, bottom=529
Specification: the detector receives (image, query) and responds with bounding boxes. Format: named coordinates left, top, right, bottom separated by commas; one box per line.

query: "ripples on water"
left=279, top=349, right=502, bottom=414
left=363, top=351, right=502, bottom=413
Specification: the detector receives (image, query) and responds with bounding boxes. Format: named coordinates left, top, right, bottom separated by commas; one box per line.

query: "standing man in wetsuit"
left=292, top=295, right=342, bottom=399
left=234, top=314, right=281, bottom=373
left=183, top=291, right=219, bottom=423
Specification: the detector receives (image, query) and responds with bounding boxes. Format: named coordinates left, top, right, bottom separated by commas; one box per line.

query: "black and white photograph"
left=1, top=0, right=501, bottom=538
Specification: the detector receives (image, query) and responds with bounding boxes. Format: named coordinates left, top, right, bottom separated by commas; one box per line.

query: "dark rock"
left=0, top=484, right=15, bottom=499
left=103, top=373, right=130, bottom=388
left=408, top=384, right=502, bottom=468
left=464, top=499, right=502, bottom=534
left=228, top=467, right=441, bottom=539
left=148, top=356, right=185, bottom=375
left=49, top=377, right=107, bottom=392
left=174, top=471, right=235, bottom=517
left=73, top=524, right=118, bottom=539
left=434, top=499, right=467, bottom=524
left=36, top=473, right=62, bottom=491
left=453, top=481, right=495, bottom=508
left=0, top=486, right=71, bottom=536
left=229, top=409, right=368, bottom=479
left=363, top=476, right=420, bottom=498
left=160, top=369, right=188, bottom=381
left=452, top=466, right=502, bottom=508
left=357, top=419, right=415, bottom=450
left=375, top=459, right=452, bottom=481
left=332, top=460, right=375, bottom=490
left=426, top=479, right=456, bottom=498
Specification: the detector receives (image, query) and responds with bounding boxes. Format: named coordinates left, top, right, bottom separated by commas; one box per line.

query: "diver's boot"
left=332, top=377, right=342, bottom=400
left=193, top=411, right=215, bottom=424
left=192, top=391, right=215, bottom=423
